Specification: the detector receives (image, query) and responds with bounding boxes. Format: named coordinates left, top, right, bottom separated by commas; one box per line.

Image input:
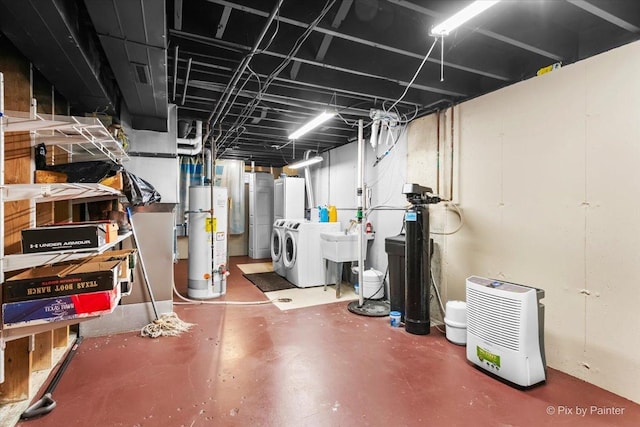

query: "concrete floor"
left=15, top=257, right=640, bottom=427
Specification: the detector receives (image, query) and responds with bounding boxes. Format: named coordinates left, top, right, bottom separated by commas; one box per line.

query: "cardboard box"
left=2, top=286, right=121, bottom=328
left=84, top=249, right=136, bottom=281
left=104, top=223, right=119, bottom=243
left=34, top=170, right=67, bottom=183
left=2, top=261, right=120, bottom=303
left=22, top=223, right=107, bottom=253
left=99, top=172, right=123, bottom=190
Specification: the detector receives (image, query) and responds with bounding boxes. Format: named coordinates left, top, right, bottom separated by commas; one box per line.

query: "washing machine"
left=282, top=221, right=341, bottom=287
left=271, top=219, right=287, bottom=277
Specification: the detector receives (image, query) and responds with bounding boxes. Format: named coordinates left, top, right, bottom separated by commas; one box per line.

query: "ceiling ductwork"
left=85, top=0, right=168, bottom=132
left=0, top=0, right=120, bottom=115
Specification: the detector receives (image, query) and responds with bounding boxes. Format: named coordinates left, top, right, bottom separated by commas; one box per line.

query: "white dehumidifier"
left=466, top=276, right=546, bottom=387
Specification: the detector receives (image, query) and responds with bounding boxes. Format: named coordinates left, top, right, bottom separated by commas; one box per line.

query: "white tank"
left=188, top=186, right=228, bottom=299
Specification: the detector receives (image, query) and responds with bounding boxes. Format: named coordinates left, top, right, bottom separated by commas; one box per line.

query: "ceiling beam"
left=205, top=0, right=510, bottom=81
left=170, top=29, right=464, bottom=98
left=386, top=0, right=564, bottom=62
left=291, top=0, right=353, bottom=80
left=174, top=0, right=183, bottom=31
left=216, top=6, right=232, bottom=38
left=566, top=0, right=640, bottom=33
left=173, top=48, right=424, bottom=109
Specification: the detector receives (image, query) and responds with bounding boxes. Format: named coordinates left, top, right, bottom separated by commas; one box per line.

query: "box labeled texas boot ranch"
left=2, top=261, right=121, bottom=303
left=2, top=286, right=121, bottom=328
left=1, top=249, right=136, bottom=328
left=2, top=249, right=136, bottom=303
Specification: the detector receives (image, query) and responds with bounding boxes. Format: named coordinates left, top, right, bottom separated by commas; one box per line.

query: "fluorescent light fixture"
left=431, top=1, right=500, bottom=36
left=288, top=156, right=323, bottom=169
left=288, top=111, right=335, bottom=140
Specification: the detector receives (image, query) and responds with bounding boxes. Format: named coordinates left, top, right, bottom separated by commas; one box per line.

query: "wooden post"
left=52, top=326, right=69, bottom=348
left=0, top=337, right=32, bottom=403
left=32, top=331, right=53, bottom=371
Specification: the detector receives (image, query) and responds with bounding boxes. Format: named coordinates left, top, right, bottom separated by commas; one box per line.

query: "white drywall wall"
left=408, top=41, right=640, bottom=403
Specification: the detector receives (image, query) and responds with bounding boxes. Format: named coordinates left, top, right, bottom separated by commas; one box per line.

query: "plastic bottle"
left=354, top=282, right=359, bottom=294
left=319, top=206, right=329, bottom=222
left=328, top=205, right=337, bottom=222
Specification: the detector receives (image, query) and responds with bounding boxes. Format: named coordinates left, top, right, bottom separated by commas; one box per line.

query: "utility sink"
left=320, top=231, right=374, bottom=262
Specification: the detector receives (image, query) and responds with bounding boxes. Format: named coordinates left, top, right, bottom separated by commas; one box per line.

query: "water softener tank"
left=404, top=204, right=430, bottom=335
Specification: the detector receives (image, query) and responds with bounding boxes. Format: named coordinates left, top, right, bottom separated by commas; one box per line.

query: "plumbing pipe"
left=369, top=118, right=379, bottom=149
left=173, top=45, right=179, bottom=101
left=177, top=120, right=203, bottom=156
left=204, top=147, right=212, bottom=183
left=302, top=150, right=316, bottom=209
left=204, top=0, right=284, bottom=143
left=357, top=119, right=364, bottom=306
left=181, top=57, right=192, bottom=106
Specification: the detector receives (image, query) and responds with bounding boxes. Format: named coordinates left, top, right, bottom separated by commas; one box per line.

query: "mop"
left=141, top=312, right=193, bottom=338
left=126, top=207, right=194, bottom=338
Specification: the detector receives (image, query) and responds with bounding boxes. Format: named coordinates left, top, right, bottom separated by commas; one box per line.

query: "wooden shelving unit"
left=0, top=72, right=129, bottom=394
left=2, top=109, right=128, bottom=163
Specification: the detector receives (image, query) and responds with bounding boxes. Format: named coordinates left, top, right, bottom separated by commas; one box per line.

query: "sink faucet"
left=346, top=219, right=357, bottom=234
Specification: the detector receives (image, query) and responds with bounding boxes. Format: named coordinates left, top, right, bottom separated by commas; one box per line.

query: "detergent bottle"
left=328, top=205, right=337, bottom=222
left=319, top=205, right=329, bottom=222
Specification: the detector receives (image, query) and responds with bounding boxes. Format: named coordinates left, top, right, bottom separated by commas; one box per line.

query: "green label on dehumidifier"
left=477, top=346, right=501, bottom=368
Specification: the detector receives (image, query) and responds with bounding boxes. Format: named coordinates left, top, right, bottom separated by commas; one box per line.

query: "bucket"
left=444, top=300, right=467, bottom=345
left=362, top=269, right=384, bottom=299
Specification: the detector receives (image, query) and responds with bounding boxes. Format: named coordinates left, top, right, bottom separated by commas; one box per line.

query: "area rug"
left=243, top=272, right=295, bottom=292
left=237, top=262, right=273, bottom=274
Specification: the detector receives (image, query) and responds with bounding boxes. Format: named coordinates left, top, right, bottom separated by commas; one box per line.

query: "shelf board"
left=1, top=294, right=122, bottom=342
left=2, top=110, right=128, bottom=162
left=1, top=232, right=132, bottom=272
left=0, top=182, right=121, bottom=203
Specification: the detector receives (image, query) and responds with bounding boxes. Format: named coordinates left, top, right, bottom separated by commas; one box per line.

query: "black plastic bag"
left=44, top=159, right=122, bottom=183
left=122, top=170, right=162, bottom=206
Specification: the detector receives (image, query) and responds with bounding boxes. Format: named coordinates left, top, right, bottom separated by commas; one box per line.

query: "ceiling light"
left=288, top=111, right=335, bottom=140
left=287, top=156, right=323, bottom=169
left=431, top=1, right=500, bottom=36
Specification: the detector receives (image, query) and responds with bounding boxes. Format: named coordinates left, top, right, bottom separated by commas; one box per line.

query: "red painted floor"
left=16, top=257, right=640, bottom=427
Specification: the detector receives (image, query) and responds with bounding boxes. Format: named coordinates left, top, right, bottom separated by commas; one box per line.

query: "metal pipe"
left=173, top=45, right=179, bottom=101
left=302, top=150, right=316, bottom=209
left=204, top=0, right=284, bottom=142
left=357, top=119, right=364, bottom=306
left=436, top=109, right=440, bottom=194
left=177, top=120, right=203, bottom=155
left=450, top=105, right=455, bottom=201
left=181, top=57, right=193, bottom=106
left=204, top=147, right=212, bottom=182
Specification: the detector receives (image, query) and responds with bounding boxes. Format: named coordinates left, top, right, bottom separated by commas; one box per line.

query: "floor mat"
left=243, top=272, right=295, bottom=292
left=266, top=284, right=359, bottom=311
left=237, top=262, right=273, bottom=274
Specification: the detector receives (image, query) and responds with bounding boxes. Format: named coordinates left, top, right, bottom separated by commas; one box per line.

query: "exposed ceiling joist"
left=205, top=0, right=510, bottom=82
left=567, top=0, right=640, bottom=33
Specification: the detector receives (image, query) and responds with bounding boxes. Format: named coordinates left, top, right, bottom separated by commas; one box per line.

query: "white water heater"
left=466, top=276, right=546, bottom=387
left=188, top=186, right=228, bottom=299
